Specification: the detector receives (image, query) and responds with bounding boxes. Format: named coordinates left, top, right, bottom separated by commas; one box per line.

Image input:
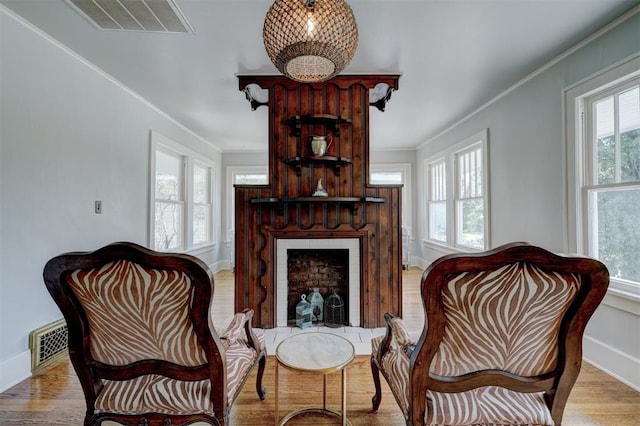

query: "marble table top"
left=276, top=332, right=355, bottom=373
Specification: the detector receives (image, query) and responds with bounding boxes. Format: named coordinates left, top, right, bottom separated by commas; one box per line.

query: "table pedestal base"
left=276, top=362, right=350, bottom=425
left=274, top=333, right=355, bottom=426
left=278, top=407, right=352, bottom=425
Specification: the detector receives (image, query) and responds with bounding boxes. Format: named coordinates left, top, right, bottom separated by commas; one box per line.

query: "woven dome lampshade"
left=263, top=0, right=358, bottom=83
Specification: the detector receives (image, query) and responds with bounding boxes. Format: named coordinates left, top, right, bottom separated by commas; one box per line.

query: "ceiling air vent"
left=67, top=0, right=193, bottom=33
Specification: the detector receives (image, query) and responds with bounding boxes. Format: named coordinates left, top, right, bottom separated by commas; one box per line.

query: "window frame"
left=152, top=145, right=185, bottom=251
left=454, top=143, right=486, bottom=249
left=426, top=157, right=447, bottom=243
left=584, top=78, right=640, bottom=187
left=583, top=79, right=640, bottom=269
left=191, top=159, right=214, bottom=247
left=564, top=54, right=640, bottom=307
left=423, top=129, right=490, bottom=251
left=150, top=131, right=216, bottom=252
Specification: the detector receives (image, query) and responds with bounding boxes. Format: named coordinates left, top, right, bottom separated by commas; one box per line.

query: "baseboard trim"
left=413, top=256, right=430, bottom=270
left=583, top=334, right=640, bottom=392
left=0, top=350, right=32, bottom=394
left=210, top=260, right=230, bottom=274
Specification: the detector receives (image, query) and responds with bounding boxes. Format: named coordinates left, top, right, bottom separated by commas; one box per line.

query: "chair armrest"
left=220, top=308, right=262, bottom=353
left=240, top=308, right=262, bottom=352
left=376, top=313, right=415, bottom=362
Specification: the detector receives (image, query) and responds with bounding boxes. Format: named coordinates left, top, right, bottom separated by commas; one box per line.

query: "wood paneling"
left=236, top=75, right=402, bottom=328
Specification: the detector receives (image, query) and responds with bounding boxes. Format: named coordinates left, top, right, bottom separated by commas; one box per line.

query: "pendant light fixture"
left=263, top=0, right=358, bottom=83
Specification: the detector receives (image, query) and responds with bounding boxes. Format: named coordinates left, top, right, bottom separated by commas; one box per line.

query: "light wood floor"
left=1, top=268, right=638, bottom=425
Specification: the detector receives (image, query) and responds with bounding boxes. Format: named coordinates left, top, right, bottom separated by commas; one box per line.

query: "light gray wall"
left=415, top=12, right=640, bottom=389
left=369, top=149, right=416, bottom=164
left=417, top=13, right=640, bottom=258
left=0, top=11, right=222, bottom=390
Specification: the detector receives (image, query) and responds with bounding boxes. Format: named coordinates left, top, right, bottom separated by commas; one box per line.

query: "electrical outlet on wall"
left=95, top=200, right=102, bottom=214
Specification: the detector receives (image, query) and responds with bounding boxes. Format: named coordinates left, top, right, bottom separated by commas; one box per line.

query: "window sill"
left=422, top=239, right=457, bottom=255
left=185, top=243, right=216, bottom=256
left=602, top=279, right=640, bottom=315
left=422, top=240, right=481, bottom=255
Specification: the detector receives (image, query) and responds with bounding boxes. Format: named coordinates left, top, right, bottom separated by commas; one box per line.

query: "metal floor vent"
left=67, top=0, right=194, bottom=33
left=29, top=319, right=68, bottom=372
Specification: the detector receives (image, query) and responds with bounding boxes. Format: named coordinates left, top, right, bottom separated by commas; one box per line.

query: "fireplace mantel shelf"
left=251, top=196, right=384, bottom=215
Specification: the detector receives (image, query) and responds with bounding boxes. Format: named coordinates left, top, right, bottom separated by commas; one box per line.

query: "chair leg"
left=371, top=355, right=383, bottom=411
left=255, top=352, right=267, bottom=400
left=217, top=412, right=228, bottom=426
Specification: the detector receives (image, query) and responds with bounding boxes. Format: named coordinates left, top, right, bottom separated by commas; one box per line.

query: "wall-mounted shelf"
left=284, top=114, right=352, bottom=137
left=251, top=196, right=384, bottom=215
left=284, top=156, right=352, bottom=176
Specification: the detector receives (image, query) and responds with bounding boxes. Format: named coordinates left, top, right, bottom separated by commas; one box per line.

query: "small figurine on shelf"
left=313, top=178, right=328, bottom=197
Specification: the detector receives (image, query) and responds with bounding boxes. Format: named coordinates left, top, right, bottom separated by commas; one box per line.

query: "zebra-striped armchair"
left=43, top=242, right=267, bottom=426
left=371, top=242, right=609, bottom=426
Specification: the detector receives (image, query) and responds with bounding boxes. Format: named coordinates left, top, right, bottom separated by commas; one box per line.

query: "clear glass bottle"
left=308, top=287, right=324, bottom=322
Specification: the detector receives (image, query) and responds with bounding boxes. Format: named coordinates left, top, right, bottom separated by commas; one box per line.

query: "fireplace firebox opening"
left=287, top=249, right=349, bottom=325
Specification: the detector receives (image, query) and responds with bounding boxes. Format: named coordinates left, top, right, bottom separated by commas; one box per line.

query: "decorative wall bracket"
left=369, top=83, right=395, bottom=112
left=243, top=83, right=268, bottom=110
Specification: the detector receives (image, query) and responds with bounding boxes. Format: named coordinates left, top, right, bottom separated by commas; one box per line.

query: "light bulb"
left=306, top=13, right=315, bottom=36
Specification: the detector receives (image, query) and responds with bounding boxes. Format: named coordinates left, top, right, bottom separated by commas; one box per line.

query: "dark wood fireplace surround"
left=235, top=75, right=402, bottom=328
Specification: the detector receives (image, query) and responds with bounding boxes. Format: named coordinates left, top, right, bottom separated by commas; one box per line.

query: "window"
left=583, top=77, right=640, bottom=287
left=233, top=172, right=269, bottom=185
left=154, top=148, right=184, bottom=251
left=150, top=132, right=215, bottom=252
left=370, top=163, right=412, bottom=234
left=192, top=161, right=212, bottom=246
left=424, top=129, right=489, bottom=250
left=427, top=159, right=447, bottom=243
left=455, top=144, right=485, bottom=249
left=370, top=171, right=402, bottom=185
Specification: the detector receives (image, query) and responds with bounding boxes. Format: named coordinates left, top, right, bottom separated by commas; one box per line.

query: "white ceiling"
left=2, top=0, right=638, bottom=152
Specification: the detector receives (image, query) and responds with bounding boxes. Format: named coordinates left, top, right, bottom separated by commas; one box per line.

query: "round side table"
left=275, top=332, right=355, bottom=425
